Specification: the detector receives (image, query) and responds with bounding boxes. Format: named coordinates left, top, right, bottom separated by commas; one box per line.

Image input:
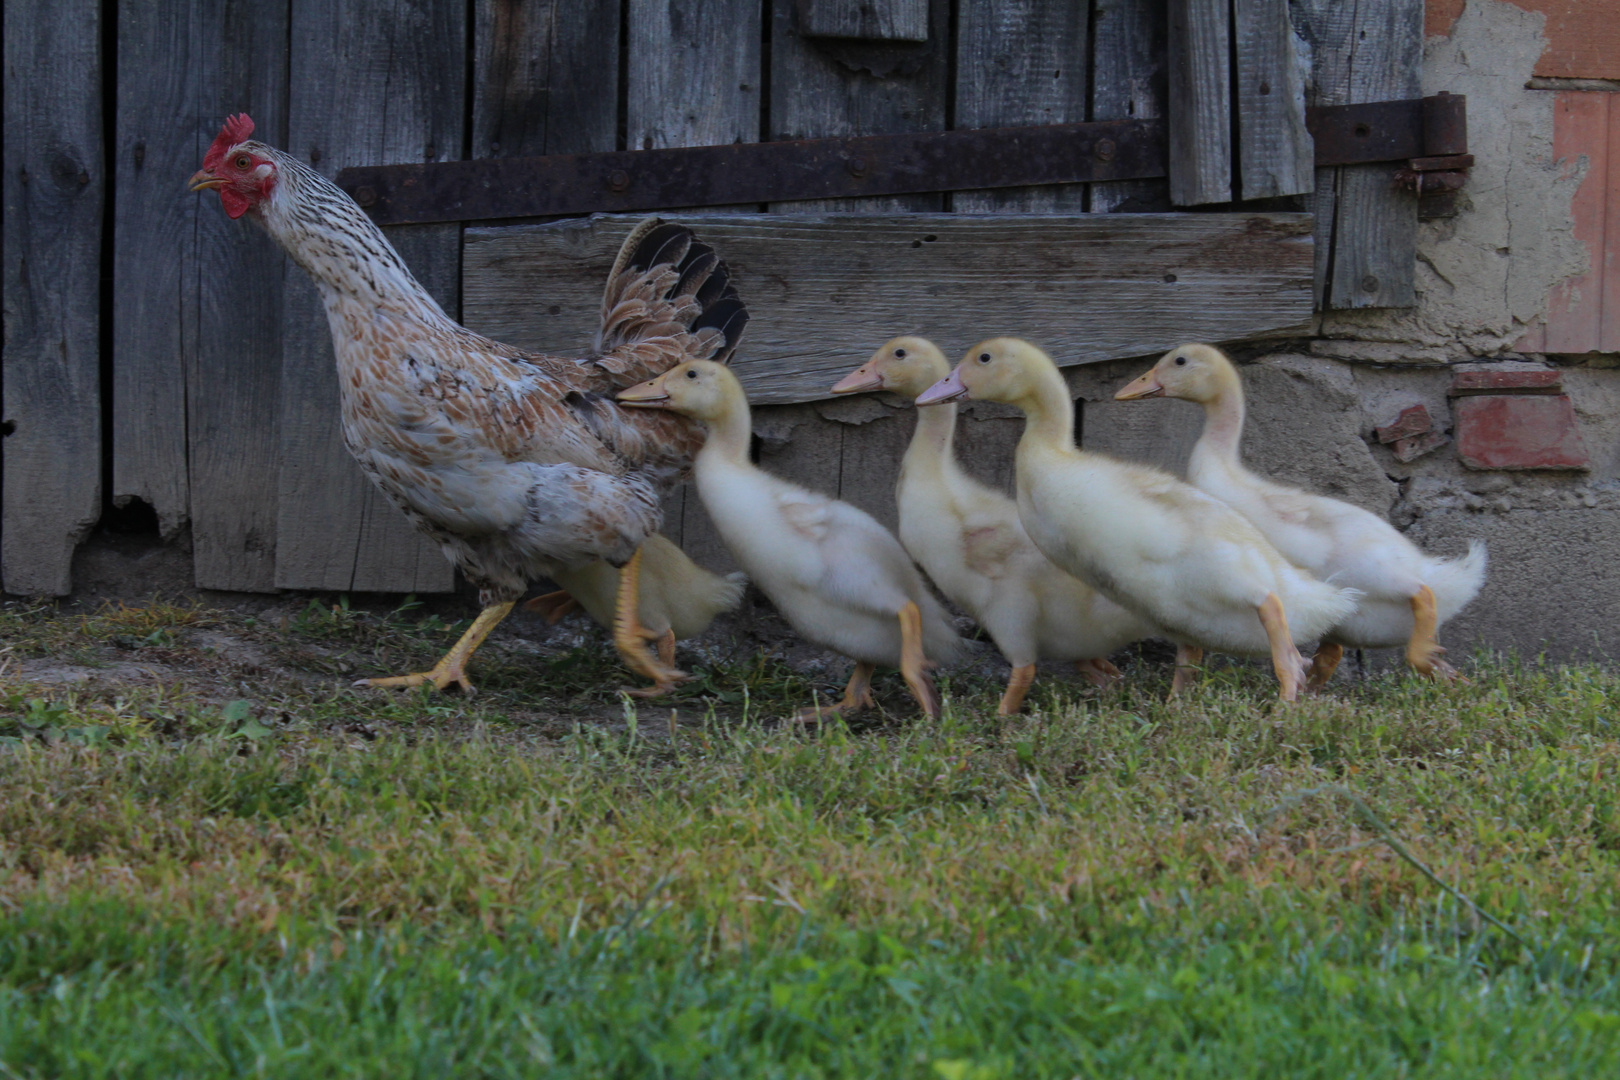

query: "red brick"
left=1392, top=430, right=1450, bottom=463
left=1454, top=394, right=1591, bottom=470
left=1449, top=368, right=1563, bottom=395
left=1375, top=403, right=1433, bottom=444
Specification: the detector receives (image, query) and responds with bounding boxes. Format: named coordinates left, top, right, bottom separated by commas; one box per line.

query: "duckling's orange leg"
left=613, top=546, right=689, bottom=698
left=656, top=629, right=677, bottom=669
left=1407, top=585, right=1464, bottom=682
left=897, top=601, right=943, bottom=719
left=1171, top=645, right=1204, bottom=697
left=1257, top=593, right=1306, bottom=702
left=999, top=664, right=1037, bottom=716
left=1077, top=658, right=1123, bottom=688
left=523, top=589, right=581, bottom=624
left=358, top=600, right=514, bottom=695
left=795, top=662, right=876, bottom=723
left=1305, top=643, right=1345, bottom=692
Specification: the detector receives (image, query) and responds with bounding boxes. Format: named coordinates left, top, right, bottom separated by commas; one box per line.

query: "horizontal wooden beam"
left=462, top=213, right=1315, bottom=406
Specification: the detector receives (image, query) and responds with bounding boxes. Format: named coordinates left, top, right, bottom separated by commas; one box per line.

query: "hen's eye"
left=234, top=154, right=252, bottom=170
left=1174, top=356, right=1187, bottom=366
left=894, top=348, right=907, bottom=359
left=685, top=369, right=698, bottom=379
left=978, top=353, right=991, bottom=364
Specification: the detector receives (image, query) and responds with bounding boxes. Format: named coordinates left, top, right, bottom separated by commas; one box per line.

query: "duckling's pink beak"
left=830, top=364, right=882, bottom=395
left=1114, top=369, right=1165, bottom=400
left=616, top=373, right=671, bottom=408
left=916, top=368, right=969, bottom=406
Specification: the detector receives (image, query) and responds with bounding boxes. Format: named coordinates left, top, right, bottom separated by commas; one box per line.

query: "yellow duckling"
left=618, top=360, right=962, bottom=719
left=830, top=337, right=1159, bottom=714
left=917, top=338, right=1358, bottom=701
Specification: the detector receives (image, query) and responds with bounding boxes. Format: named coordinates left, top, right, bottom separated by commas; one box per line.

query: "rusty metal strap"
left=338, top=119, right=1166, bottom=227
left=337, top=95, right=1466, bottom=226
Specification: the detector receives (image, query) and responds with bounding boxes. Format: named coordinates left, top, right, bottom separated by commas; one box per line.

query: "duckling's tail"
left=920, top=593, right=966, bottom=668
left=1285, top=573, right=1364, bottom=645
left=1425, top=539, right=1487, bottom=624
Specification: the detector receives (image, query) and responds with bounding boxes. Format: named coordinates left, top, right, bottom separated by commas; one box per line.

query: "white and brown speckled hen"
left=189, top=114, right=748, bottom=695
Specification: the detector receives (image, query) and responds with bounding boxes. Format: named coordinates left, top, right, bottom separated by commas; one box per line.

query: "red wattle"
left=220, top=188, right=251, bottom=219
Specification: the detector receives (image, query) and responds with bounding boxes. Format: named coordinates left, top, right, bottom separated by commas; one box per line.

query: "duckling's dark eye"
left=1174, top=356, right=1187, bottom=366
left=235, top=154, right=252, bottom=170
left=894, top=348, right=907, bottom=359
left=686, top=369, right=698, bottom=379
left=978, top=353, right=991, bottom=364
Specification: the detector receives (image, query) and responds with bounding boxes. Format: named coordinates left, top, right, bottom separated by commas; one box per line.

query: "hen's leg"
left=1257, top=593, right=1306, bottom=702
left=1305, top=642, right=1345, bottom=692
left=897, top=601, right=943, bottom=719
left=1077, top=657, right=1124, bottom=688
left=523, top=590, right=581, bottom=624
left=998, top=664, right=1036, bottom=716
left=614, top=545, right=689, bottom=697
left=1406, top=585, right=1463, bottom=681
left=1171, top=645, right=1204, bottom=697
left=795, top=662, right=876, bottom=723
left=359, top=600, right=514, bottom=695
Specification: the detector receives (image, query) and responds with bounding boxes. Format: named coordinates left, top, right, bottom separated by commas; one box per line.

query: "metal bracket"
left=336, top=95, right=1468, bottom=226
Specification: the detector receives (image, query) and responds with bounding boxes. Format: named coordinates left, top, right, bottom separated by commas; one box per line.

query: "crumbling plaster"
left=1314, top=0, right=1588, bottom=360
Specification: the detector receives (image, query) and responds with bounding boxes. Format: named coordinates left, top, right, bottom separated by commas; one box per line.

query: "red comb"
left=203, top=113, right=255, bottom=171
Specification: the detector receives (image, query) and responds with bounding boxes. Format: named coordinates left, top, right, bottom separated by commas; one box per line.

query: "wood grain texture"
left=463, top=213, right=1315, bottom=406
left=2, top=0, right=104, bottom=596
left=472, top=0, right=620, bottom=158
left=1296, top=0, right=1422, bottom=309
left=1167, top=0, right=1232, bottom=206
left=796, top=0, right=929, bottom=42
left=1234, top=0, right=1312, bottom=200
left=768, top=0, right=949, bottom=212
left=1543, top=91, right=1608, bottom=353
left=953, top=0, right=1088, bottom=212
left=276, top=0, right=461, bottom=593
left=1091, top=0, right=1170, bottom=213
left=1599, top=91, right=1620, bottom=352
left=116, top=0, right=289, bottom=591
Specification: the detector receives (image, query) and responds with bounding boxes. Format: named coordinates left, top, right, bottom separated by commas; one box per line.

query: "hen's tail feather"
left=594, top=217, right=750, bottom=380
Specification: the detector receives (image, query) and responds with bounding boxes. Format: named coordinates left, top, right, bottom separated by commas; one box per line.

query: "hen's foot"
left=795, top=662, right=876, bottom=724
left=356, top=600, right=515, bottom=696
left=1305, top=642, right=1345, bottom=693
left=613, top=547, right=689, bottom=697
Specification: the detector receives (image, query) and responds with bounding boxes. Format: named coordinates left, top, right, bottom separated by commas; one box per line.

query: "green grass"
left=2, top=600, right=1620, bottom=1075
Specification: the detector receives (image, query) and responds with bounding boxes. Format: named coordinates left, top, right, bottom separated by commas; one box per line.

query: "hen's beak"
left=616, top=373, right=671, bottom=408
left=1114, top=369, right=1165, bottom=400
left=188, top=169, right=225, bottom=192
left=830, top=365, right=882, bottom=395
left=916, top=368, right=969, bottom=406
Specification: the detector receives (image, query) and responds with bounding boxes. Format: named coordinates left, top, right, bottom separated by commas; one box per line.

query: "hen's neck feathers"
left=250, top=144, right=453, bottom=327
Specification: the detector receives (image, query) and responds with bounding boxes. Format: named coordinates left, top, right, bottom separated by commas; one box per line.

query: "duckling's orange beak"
left=830, top=363, right=882, bottom=394
left=916, top=367, right=968, bottom=406
left=616, top=372, right=671, bottom=408
left=188, top=169, right=225, bottom=192
left=1114, top=368, right=1165, bottom=400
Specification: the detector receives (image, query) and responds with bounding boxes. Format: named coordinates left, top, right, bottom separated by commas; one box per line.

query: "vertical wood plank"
left=471, top=0, right=620, bottom=159
left=1598, top=92, right=1620, bottom=352
left=797, top=0, right=930, bottom=41
left=1297, top=0, right=1423, bottom=309
left=954, top=0, right=1089, bottom=212
left=1548, top=91, right=1607, bottom=353
left=275, top=0, right=462, bottom=593
left=1091, top=0, right=1170, bottom=212
left=2, top=0, right=104, bottom=596
left=1234, top=0, right=1312, bottom=200
left=116, top=0, right=290, bottom=592
left=1167, top=0, right=1232, bottom=206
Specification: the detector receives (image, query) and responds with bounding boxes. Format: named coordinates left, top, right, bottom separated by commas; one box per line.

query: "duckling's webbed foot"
left=523, top=589, right=581, bottom=624
left=1406, top=586, right=1467, bottom=683
left=357, top=600, right=515, bottom=696
left=1170, top=645, right=1204, bottom=697
left=1077, top=657, right=1123, bottom=688
left=1257, top=594, right=1306, bottom=702
left=897, top=601, right=943, bottom=719
left=795, top=662, right=876, bottom=723
left=998, top=664, right=1036, bottom=715
left=1305, top=642, right=1344, bottom=692
left=612, top=546, right=690, bottom=697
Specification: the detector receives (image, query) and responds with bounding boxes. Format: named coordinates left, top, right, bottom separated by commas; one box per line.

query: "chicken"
left=189, top=114, right=748, bottom=695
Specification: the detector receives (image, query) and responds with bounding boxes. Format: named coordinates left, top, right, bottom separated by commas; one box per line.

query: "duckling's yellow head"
left=829, top=336, right=950, bottom=399
left=916, top=337, right=1052, bottom=407
left=616, top=359, right=740, bottom=422
left=1115, top=343, right=1236, bottom=404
